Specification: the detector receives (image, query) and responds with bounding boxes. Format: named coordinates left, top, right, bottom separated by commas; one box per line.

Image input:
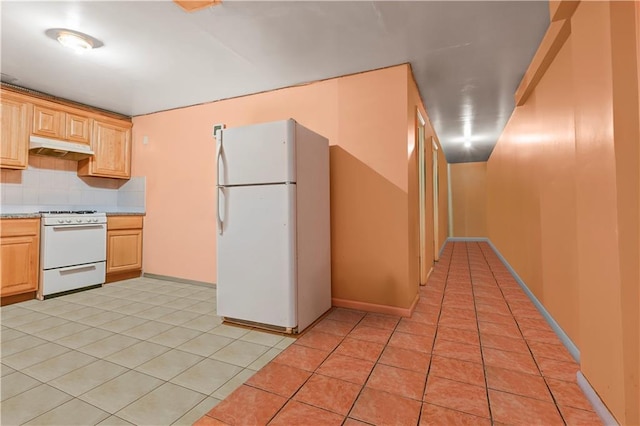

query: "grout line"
left=466, top=242, right=494, bottom=423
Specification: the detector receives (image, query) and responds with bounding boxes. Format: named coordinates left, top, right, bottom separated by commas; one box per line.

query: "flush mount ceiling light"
left=45, top=28, right=104, bottom=54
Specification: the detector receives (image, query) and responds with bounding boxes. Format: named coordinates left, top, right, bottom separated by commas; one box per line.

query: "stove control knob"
left=93, top=218, right=99, bottom=223
left=58, top=219, right=64, bottom=224
left=65, top=219, right=72, bottom=223
left=76, top=219, right=82, bottom=223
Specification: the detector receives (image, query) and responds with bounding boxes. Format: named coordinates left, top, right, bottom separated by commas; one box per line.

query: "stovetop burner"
left=40, top=210, right=98, bottom=215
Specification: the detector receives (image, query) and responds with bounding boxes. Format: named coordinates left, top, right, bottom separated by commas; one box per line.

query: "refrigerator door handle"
left=217, top=186, right=224, bottom=235
left=216, top=130, right=224, bottom=235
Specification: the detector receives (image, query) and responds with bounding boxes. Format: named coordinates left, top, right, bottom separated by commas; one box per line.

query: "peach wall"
left=486, top=1, right=639, bottom=422
left=132, top=64, right=439, bottom=311
left=450, top=162, right=487, bottom=238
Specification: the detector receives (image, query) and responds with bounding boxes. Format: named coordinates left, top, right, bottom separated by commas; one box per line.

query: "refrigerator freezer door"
left=217, top=184, right=297, bottom=328
left=218, top=120, right=296, bottom=186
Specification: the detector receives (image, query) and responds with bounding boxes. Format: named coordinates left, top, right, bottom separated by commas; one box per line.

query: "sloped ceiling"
left=0, top=1, right=548, bottom=162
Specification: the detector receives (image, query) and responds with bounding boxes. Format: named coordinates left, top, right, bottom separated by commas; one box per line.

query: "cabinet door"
left=32, top=104, right=65, bottom=139
left=66, top=113, right=91, bottom=144
left=107, top=229, right=142, bottom=273
left=1, top=219, right=40, bottom=297
left=1, top=96, right=30, bottom=169
left=85, top=120, right=132, bottom=179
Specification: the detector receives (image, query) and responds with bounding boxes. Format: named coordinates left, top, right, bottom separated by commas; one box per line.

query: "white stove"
left=39, top=210, right=107, bottom=298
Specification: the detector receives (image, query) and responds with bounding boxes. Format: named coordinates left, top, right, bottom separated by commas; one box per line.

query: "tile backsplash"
left=0, top=156, right=145, bottom=213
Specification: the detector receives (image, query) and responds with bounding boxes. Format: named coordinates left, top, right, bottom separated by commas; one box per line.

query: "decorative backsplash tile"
left=0, top=156, right=145, bottom=213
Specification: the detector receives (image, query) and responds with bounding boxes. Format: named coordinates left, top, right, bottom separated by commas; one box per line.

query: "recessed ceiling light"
left=45, top=28, right=104, bottom=54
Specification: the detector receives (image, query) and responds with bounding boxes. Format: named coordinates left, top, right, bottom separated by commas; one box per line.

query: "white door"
left=216, top=184, right=297, bottom=328
left=218, top=120, right=296, bottom=186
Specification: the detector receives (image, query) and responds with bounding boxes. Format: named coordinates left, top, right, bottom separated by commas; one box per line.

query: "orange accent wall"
left=132, top=64, right=444, bottom=311
left=486, top=2, right=639, bottom=422
left=450, top=162, right=487, bottom=238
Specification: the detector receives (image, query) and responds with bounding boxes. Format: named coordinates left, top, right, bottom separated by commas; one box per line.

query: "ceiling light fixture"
left=45, top=28, right=104, bottom=54
left=464, top=141, right=472, bottom=148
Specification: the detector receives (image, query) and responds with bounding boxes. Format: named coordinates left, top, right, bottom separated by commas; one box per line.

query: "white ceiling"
left=1, top=1, right=548, bottom=163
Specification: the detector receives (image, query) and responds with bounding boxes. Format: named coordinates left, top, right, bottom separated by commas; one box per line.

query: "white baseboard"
left=577, top=371, right=619, bottom=425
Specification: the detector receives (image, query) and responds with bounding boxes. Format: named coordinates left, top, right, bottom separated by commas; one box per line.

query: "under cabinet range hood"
left=29, top=136, right=94, bottom=161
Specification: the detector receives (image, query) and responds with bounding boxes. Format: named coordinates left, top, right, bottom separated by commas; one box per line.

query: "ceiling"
left=0, top=1, right=548, bottom=163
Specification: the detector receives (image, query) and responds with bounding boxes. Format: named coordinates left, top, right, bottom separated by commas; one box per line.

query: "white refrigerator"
left=215, top=119, right=331, bottom=334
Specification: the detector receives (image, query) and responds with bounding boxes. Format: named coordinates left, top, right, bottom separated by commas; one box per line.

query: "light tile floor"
left=199, top=242, right=603, bottom=425
left=1, top=277, right=295, bottom=425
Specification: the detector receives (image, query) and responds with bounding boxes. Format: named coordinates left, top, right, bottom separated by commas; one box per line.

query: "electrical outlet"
left=213, top=123, right=226, bottom=138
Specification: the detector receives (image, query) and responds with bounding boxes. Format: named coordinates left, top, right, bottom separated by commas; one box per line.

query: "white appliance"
left=39, top=211, right=107, bottom=298
left=216, top=119, right=331, bottom=334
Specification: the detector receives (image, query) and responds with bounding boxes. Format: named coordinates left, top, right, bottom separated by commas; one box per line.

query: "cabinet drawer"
left=0, top=219, right=40, bottom=237
left=107, top=215, right=143, bottom=230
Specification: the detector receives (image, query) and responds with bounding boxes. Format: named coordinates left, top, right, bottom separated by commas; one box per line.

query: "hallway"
left=198, top=241, right=601, bottom=425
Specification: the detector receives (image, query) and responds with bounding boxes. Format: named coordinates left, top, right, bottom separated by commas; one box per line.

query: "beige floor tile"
left=116, top=382, right=207, bottom=425
left=25, top=397, right=110, bottom=425
left=188, top=301, right=216, bottom=314
left=210, top=340, right=270, bottom=367
left=96, top=298, right=135, bottom=311
left=98, top=315, right=149, bottom=333
left=170, top=287, right=201, bottom=298
left=73, top=294, right=115, bottom=307
left=177, top=333, right=233, bottom=357
left=134, top=305, right=177, bottom=320
left=2, top=342, right=70, bottom=369
left=172, top=396, right=221, bottom=426
left=97, top=415, right=134, bottom=425
left=247, top=347, right=283, bottom=371
left=156, top=310, right=203, bottom=326
left=2, top=311, right=50, bottom=328
left=170, top=358, right=242, bottom=395
left=56, top=306, right=107, bottom=321
left=111, top=302, right=155, bottom=316
left=81, top=311, right=126, bottom=327
left=49, top=360, right=128, bottom=397
left=275, top=336, right=296, bottom=349
left=33, top=321, right=90, bottom=341
left=23, top=350, right=97, bottom=382
left=105, top=341, right=170, bottom=368
left=1, top=327, right=27, bottom=343
left=181, top=314, right=223, bottom=332
left=2, top=335, right=47, bottom=359
left=135, top=349, right=204, bottom=381
left=121, top=320, right=173, bottom=340
left=0, top=306, right=34, bottom=319
left=56, top=327, right=114, bottom=349
left=209, top=324, right=251, bottom=339
left=1, top=363, right=16, bottom=377
left=80, top=370, right=163, bottom=414
left=210, top=368, right=255, bottom=400
left=145, top=294, right=178, bottom=306
left=1, top=384, right=72, bottom=425
left=240, top=329, right=286, bottom=347
left=164, top=298, right=200, bottom=311
left=1, top=371, right=42, bottom=401
left=148, top=326, right=202, bottom=348
left=17, top=316, right=70, bottom=334
left=33, top=300, right=80, bottom=316
left=77, top=334, right=141, bottom=358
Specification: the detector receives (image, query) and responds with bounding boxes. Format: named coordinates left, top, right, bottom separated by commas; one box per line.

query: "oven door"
left=42, top=223, right=107, bottom=270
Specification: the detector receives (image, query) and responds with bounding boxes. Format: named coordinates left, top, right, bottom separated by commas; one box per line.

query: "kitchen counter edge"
left=0, top=212, right=146, bottom=219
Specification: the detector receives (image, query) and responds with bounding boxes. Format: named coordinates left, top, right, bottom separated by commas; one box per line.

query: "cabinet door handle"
left=59, top=264, right=97, bottom=273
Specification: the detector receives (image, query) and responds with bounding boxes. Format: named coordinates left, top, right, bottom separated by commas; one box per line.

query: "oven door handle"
left=59, top=264, right=97, bottom=273
left=50, top=225, right=105, bottom=230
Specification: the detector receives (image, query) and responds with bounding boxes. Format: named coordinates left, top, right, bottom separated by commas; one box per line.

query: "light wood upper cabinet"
left=106, top=216, right=143, bottom=282
left=32, top=104, right=65, bottom=139
left=78, top=119, right=132, bottom=179
left=1, top=92, right=31, bottom=169
left=65, top=113, right=91, bottom=144
left=0, top=219, right=40, bottom=298
left=32, top=102, right=91, bottom=145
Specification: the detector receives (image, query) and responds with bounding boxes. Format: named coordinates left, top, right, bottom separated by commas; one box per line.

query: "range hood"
left=29, top=136, right=94, bottom=161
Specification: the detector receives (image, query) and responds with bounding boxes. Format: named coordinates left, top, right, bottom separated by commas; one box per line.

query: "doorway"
left=432, top=139, right=440, bottom=261
left=417, top=111, right=428, bottom=285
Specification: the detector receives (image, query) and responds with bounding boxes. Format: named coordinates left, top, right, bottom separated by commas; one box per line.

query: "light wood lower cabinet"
left=1, top=219, right=40, bottom=305
left=106, top=215, right=143, bottom=283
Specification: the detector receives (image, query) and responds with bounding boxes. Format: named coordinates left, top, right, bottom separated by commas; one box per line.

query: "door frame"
left=417, top=111, right=428, bottom=285
left=432, top=138, right=440, bottom=262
